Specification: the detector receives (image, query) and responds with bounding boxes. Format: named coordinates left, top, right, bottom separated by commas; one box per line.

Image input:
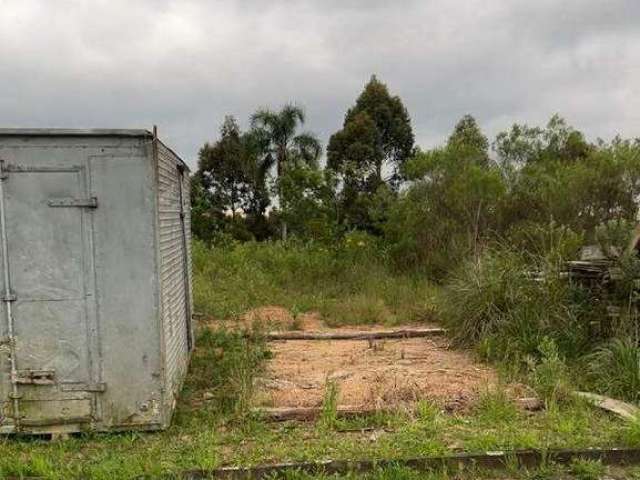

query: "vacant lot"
left=1, top=242, right=639, bottom=479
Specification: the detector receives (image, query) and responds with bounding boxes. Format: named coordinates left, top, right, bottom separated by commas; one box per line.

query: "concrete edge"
left=182, top=447, right=640, bottom=479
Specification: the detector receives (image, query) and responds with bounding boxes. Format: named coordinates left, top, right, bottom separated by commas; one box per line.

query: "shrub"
left=505, top=220, right=584, bottom=264
left=569, top=458, right=605, bottom=480
left=439, top=248, right=530, bottom=346
left=595, top=219, right=636, bottom=258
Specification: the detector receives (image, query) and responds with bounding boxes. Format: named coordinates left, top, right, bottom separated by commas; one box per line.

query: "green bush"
left=439, top=248, right=530, bottom=347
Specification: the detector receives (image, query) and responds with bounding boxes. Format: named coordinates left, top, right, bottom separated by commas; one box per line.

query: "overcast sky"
left=1, top=0, right=639, bottom=167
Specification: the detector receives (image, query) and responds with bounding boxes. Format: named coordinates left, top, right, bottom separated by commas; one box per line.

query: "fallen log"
left=256, top=327, right=446, bottom=341
left=573, top=391, right=640, bottom=421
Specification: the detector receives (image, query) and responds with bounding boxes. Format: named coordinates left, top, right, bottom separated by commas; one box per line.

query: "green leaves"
left=327, top=76, right=414, bottom=232
left=250, top=103, right=322, bottom=175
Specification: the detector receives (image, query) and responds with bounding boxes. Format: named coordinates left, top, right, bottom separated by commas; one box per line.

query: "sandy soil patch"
left=254, top=335, right=497, bottom=411
left=203, top=305, right=503, bottom=411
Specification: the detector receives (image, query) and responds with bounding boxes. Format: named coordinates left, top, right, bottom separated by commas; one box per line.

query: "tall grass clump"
left=585, top=338, right=640, bottom=403
left=318, top=379, right=340, bottom=430
left=439, top=246, right=594, bottom=367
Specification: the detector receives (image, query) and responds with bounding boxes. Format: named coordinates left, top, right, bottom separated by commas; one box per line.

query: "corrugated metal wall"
left=156, top=142, right=192, bottom=410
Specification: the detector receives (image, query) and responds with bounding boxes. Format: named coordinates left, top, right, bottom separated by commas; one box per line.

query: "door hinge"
left=47, top=197, right=98, bottom=208
left=61, top=382, right=107, bottom=393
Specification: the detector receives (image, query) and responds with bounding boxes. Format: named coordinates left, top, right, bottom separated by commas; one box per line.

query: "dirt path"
left=240, top=306, right=499, bottom=412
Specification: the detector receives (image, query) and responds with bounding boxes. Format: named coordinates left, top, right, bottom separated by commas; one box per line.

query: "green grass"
left=439, top=245, right=640, bottom=406
left=1, top=241, right=638, bottom=478
left=193, top=240, right=437, bottom=326
left=0, top=323, right=636, bottom=478
left=260, top=464, right=640, bottom=480
left=569, top=458, right=606, bottom=480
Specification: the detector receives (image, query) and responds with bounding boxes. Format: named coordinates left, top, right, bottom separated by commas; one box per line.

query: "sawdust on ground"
left=250, top=318, right=498, bottom=411
left=203, top=305, right=504, bottom=411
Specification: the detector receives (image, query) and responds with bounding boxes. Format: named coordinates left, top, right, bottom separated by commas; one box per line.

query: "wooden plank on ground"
left=257, top=328, right=446, bottom=341
left=573, top=391, right=640, bottom=421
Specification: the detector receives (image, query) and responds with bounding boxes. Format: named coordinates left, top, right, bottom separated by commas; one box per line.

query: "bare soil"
left=247, top=307, right=499, bottom=411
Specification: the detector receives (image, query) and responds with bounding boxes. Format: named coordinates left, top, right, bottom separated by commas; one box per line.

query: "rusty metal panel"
left=0, top=130, right=191, bottom=434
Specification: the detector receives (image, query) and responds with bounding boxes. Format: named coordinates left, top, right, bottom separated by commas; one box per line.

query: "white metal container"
left=0, top=129, right=193, bottom=434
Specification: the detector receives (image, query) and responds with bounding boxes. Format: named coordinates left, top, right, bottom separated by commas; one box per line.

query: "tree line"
left=192, top=75, right=640, bottom=276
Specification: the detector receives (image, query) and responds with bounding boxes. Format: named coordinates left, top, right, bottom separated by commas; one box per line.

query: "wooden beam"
left=573, top=391, right=640, bottom=421
left=257, top=328, right=446, bottom=341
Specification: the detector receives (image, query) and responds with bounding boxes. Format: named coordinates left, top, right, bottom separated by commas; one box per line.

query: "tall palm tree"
left=250, top=104, right=322, bottom=239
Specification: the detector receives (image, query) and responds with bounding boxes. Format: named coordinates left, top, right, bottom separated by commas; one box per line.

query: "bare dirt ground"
left=242, top=306, right=500, bottom=411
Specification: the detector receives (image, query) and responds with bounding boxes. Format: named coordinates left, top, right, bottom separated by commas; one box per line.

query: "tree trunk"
left=277, top=156, right=288, bottom=241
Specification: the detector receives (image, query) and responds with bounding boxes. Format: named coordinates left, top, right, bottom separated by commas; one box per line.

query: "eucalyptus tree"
left=327, top=75, right=414, bottom=232
left=197, top=116, right=252, bottom=219
left=329, top=75, right=414, bottom=189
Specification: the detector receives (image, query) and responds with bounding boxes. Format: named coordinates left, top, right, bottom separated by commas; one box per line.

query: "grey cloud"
left=0, top=0, right=638, bottom=167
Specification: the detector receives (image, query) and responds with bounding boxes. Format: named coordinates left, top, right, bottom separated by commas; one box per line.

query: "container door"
left=1, top=164, right=100, bottom=430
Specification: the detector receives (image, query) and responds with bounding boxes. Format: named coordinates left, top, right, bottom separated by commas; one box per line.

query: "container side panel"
left=90, top=151, right=163, bottom=429
left=156, top=143, right=191, bottom=416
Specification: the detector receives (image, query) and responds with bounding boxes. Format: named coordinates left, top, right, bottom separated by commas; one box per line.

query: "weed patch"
left=180, top=327, right=270, bottom=419
left=193, top=240, right=435, bottom=326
